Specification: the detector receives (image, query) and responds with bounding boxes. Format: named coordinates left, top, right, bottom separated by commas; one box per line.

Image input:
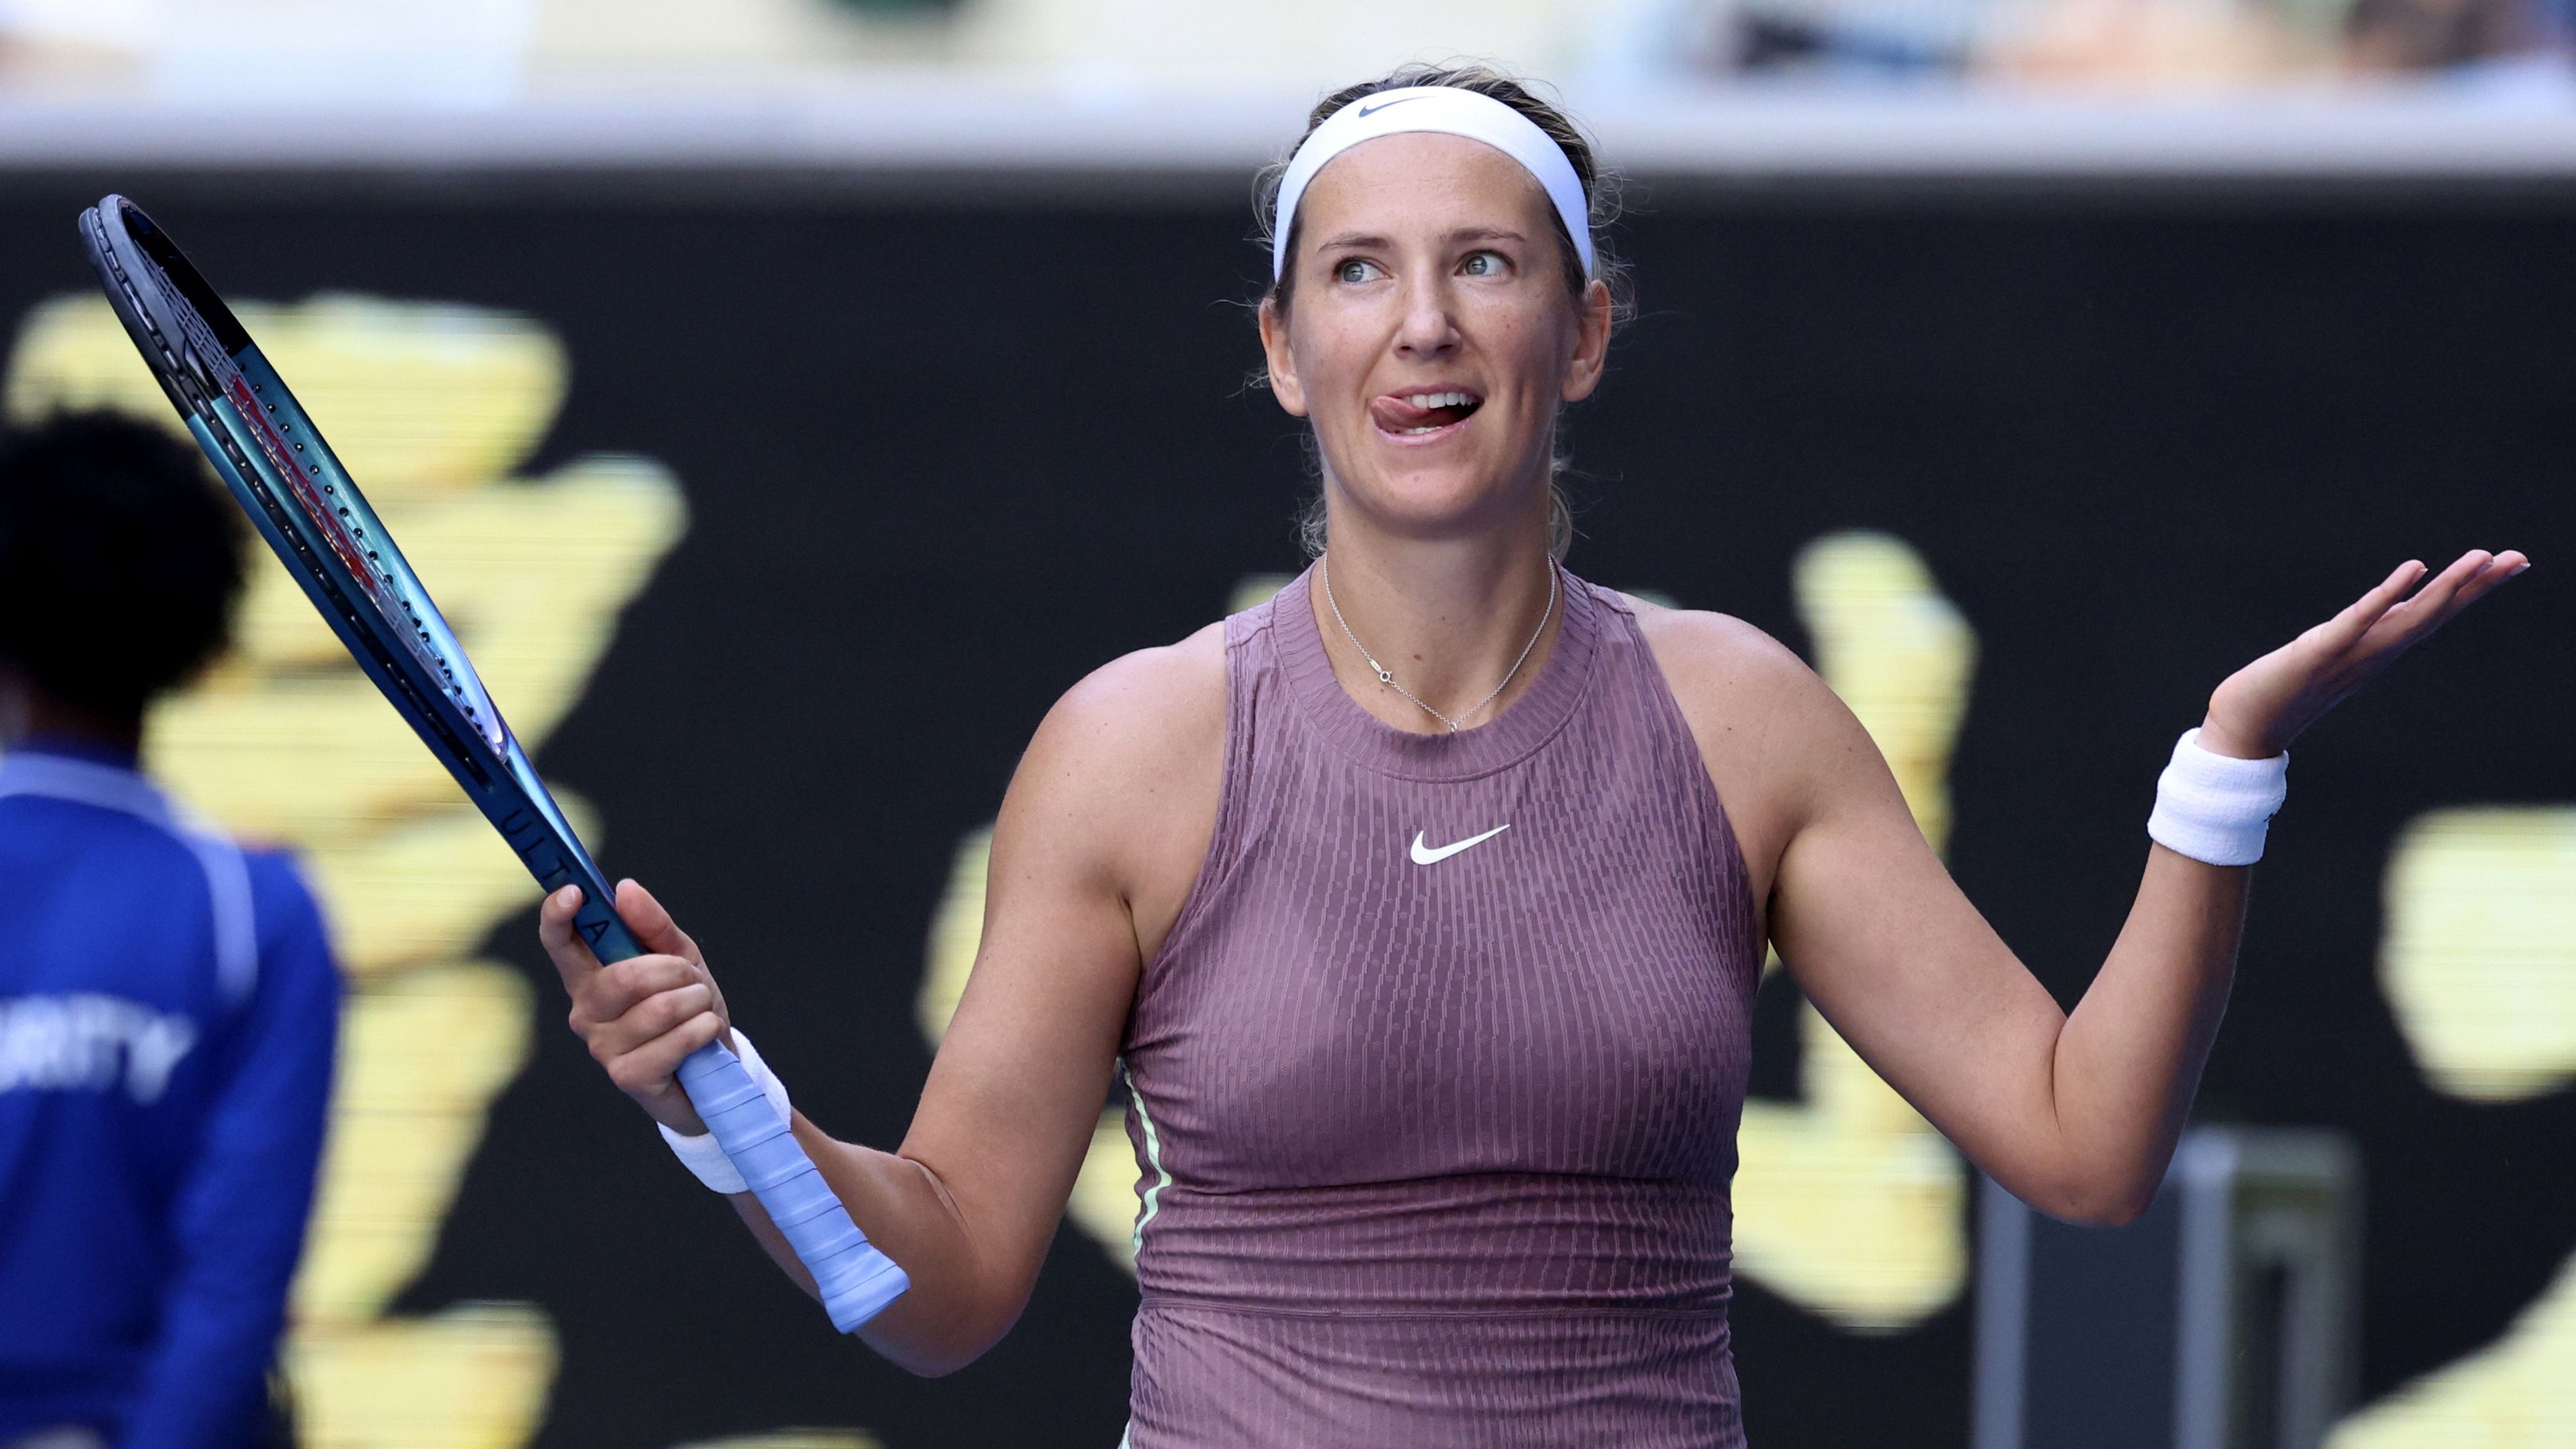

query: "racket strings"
left=94, top=208, right=506, bottom=781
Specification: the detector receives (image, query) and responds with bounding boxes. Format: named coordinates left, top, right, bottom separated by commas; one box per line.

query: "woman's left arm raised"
left=1743, top=548, right=2527, bottom=1226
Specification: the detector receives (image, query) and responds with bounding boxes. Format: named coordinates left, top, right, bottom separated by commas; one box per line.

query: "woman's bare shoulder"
left=1616, top=592, right=1828, bottom=725
left=1007, top=620, right=1227, bottom=869
left=1039, top=620, right=1227, bottom=774
left=1614, top=592, right=1861, bottom=899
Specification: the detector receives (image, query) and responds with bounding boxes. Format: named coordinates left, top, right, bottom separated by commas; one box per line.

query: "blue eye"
left=1335, top=258, right=1382, bottom=284
left=1461, top=251, right=1502, bottom=277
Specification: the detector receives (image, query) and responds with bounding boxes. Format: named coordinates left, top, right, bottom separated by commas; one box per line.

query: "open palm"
left=2202, top=550, right=2530, bottom=760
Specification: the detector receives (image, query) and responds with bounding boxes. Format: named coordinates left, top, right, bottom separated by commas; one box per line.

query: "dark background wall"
left=6, top=171, right=2567, bottom=1446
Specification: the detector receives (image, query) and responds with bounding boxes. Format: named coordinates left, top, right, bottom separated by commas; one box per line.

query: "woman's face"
left=1261, top=132, right=1611, bottom=548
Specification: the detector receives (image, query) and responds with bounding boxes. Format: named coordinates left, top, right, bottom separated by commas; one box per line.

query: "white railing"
left=5, top=80, right=2574, bottom=177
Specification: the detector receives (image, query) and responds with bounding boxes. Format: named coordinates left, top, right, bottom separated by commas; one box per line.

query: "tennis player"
left=542, top=64, right=2527, bottom=1445
left=0, top=413, right=339, bottom=1449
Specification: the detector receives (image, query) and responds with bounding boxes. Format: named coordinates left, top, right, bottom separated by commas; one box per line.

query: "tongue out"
left=1371, top=394, right=1478, bottom=433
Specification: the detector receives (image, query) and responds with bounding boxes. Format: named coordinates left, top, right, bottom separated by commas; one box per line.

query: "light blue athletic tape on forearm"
left=674, top=1041, right=911, bottom=1332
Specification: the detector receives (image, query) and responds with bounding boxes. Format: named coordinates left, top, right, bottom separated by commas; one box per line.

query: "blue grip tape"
left=676, top=1041, right=911, bottom=1332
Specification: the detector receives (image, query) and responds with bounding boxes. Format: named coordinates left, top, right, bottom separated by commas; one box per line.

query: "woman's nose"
left=1393, top=279, right=1459, bottom=357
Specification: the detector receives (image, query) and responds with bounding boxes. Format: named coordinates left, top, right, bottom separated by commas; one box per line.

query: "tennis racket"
left=78, top=194, right=909, bottom=1333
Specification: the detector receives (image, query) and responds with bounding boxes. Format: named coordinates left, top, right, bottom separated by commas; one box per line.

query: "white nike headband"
left=1269, top=85, right=1596, bottom=284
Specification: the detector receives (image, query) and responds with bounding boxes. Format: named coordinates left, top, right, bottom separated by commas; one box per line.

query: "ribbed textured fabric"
left=1119, top=561, right=1761, bottom=1447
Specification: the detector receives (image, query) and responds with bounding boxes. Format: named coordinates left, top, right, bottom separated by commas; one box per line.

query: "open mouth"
left=1370, top=389, right=1485, bottom=437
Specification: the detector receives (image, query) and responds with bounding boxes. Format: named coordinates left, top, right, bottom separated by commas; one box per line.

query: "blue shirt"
left=0, top=741, right=340, bottom=1447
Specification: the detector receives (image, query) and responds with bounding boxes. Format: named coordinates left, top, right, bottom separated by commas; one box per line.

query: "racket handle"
left=674, top=1039, right=911, bottom=1332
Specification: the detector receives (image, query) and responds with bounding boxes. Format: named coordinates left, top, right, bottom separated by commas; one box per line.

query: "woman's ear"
left=1257, top=297, right=1309, bottom=418
left=1560, top=278, right=1614, bottom=404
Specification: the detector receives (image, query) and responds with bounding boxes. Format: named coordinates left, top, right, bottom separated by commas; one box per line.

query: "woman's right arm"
left=541, top=631, right=1224, bottom=1376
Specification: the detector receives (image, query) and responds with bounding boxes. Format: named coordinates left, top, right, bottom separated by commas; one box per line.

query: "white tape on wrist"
left=658, top=1028, right=791, bottom=1194
left=2147, top=727, right=2290, bottom=867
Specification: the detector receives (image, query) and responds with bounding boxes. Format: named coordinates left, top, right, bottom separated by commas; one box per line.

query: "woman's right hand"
left=541, top=878, right=732, bottom=1136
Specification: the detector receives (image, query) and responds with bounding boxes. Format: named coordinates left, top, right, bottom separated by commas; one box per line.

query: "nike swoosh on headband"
left=1356, top=97, right=1424, bottom=118
left=1410, top=824, right=1512, bottom=865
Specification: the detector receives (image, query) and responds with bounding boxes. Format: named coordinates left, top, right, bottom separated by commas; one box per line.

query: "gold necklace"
left=1319, top=554, right=1557, bottom=732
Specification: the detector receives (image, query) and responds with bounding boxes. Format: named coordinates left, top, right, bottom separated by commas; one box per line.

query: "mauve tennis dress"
left=1115, top=561, right=1761, bottom=1447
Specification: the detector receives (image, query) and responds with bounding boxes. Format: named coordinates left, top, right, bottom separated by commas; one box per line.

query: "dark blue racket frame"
left=78, top=195, right=908, bottom=1333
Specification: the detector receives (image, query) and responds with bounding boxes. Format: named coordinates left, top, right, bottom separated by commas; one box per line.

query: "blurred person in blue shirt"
left=0, top=412, right=338, bottom=1449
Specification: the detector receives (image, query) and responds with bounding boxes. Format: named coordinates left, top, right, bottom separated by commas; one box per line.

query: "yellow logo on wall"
left=1735, top=532, right=1974, bottom=1329
left=2332, top=808, right=2576, bottom=1447
left=6, top=293, right=684, bottom=1447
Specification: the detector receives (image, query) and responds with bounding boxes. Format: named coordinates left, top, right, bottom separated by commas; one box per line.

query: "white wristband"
left=2147, top=727, right=2289, bottom=867
left=657, top=1028, right=791, bottom=1195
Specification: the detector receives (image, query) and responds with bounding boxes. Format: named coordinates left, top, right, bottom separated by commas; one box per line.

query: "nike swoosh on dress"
left=1409, top=825, right=1511, bottom=865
